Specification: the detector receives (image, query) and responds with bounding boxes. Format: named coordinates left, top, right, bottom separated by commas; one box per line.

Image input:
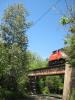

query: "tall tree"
left=1, top=4, right=30, bottom=49
left=0, top=4, right=30, bottom=98
left=60, top=4, right=75, bottom=100
left=61, top=7, right=75, bottom=66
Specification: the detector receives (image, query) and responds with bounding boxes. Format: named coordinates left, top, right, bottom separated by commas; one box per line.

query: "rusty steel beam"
left=28, top=69, right=65, bottom=76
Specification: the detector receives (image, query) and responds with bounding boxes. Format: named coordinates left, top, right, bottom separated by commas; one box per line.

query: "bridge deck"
left=28, top=64, right=65, bottom=76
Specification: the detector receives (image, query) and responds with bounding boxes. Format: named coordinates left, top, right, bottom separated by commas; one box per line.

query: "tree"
left=27, top=51, right=47, bottom=70
left=60, top=5, right=75, bottom=100
left=60, top=8, right=75, bottom=66
left=1, top=4, right=30, bottom=49
left=0, top=4, right=30, bottom=99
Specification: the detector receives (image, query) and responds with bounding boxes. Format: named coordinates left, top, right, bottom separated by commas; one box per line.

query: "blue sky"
left=0, top=0, right=74, bottom=59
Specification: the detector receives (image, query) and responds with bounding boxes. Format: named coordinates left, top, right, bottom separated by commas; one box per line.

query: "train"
left=48, top=49, right=67, bottom=67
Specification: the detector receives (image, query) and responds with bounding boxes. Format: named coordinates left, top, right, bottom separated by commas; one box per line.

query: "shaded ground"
left=21, top=95, right=62, bottom=100
left=5, top=94, right=62, bottom=100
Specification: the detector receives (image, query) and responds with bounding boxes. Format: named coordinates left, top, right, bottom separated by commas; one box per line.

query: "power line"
left=64, top=0, right=69, bottom=12
left=65, top=0, right=75, bottom=18
left=34, top=0, right=61, bottom=25
left=65, top=0, right=72, bottom=16
left=30, top=0, right=74, bottom=28
left=51, top=6, right=66, bottom=17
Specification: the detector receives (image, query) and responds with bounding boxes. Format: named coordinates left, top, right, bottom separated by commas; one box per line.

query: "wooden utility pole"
left=63, top=62, right=72, bottom=100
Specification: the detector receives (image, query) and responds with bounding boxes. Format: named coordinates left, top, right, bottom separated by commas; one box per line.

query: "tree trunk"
left=63, top=62, right=72, bottom=100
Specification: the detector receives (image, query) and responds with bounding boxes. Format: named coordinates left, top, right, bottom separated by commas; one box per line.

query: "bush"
left=42, top=87, right=50, bottom=95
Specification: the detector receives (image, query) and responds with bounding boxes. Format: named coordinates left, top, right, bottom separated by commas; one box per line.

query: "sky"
left=0, top=0, right=74, bottom=59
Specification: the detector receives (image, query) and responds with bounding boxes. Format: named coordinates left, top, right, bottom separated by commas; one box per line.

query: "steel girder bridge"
left=28, top=63, right=65, bottom=94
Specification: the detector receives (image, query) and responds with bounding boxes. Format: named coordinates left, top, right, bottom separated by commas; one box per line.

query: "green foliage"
left=46, top=76, right=63, bottom=94
left=60, top=8, right=75, bottom=66
left=70, top=26, right=75, bottom=33
left=42, top=87, right=49, bottom=95
left=35, top=75, right=64, bottom=95
left=0, top=4, right=30, bottom=99
left=0, top=4, right=30, bottom=49
left=70, top=89, right=75, bottom=100
left=60, top=17, right=70, bottom=25
left=27, top=51, right=47, bottom=70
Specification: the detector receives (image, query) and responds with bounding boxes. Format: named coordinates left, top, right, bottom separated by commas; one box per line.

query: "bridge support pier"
left=29, top=76, right=37, bottom=94
left=63, top=62, right=72, bottom=100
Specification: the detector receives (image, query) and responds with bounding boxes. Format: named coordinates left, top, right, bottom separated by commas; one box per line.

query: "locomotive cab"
left=48, top=49, right=66, bottom=67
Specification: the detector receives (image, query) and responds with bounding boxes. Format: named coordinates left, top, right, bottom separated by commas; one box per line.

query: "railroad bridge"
left=28, top=61, right=75, bottom=100
left=28, top=63, right=65, bottom=94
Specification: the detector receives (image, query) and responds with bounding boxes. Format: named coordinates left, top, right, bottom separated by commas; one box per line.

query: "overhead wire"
left=33, top=0, right=61, bottom=25
left=64, top=0, right=69, bottom=13
left=64, top=0, right=74, bottom=17
left=64, top=0, right=75, bottom=25
left=29, top=0, right=75, bottom=28
left=51, top=5, right=66, bottom=17
left=70, top=0, right=75, bottom=19
left=63, top=0, right=75, bottom=33
left=31, top=0, right=72, bottom=27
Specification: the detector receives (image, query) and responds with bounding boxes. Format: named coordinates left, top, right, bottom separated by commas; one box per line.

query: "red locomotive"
left=48, top=49, right=66, bottom=67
